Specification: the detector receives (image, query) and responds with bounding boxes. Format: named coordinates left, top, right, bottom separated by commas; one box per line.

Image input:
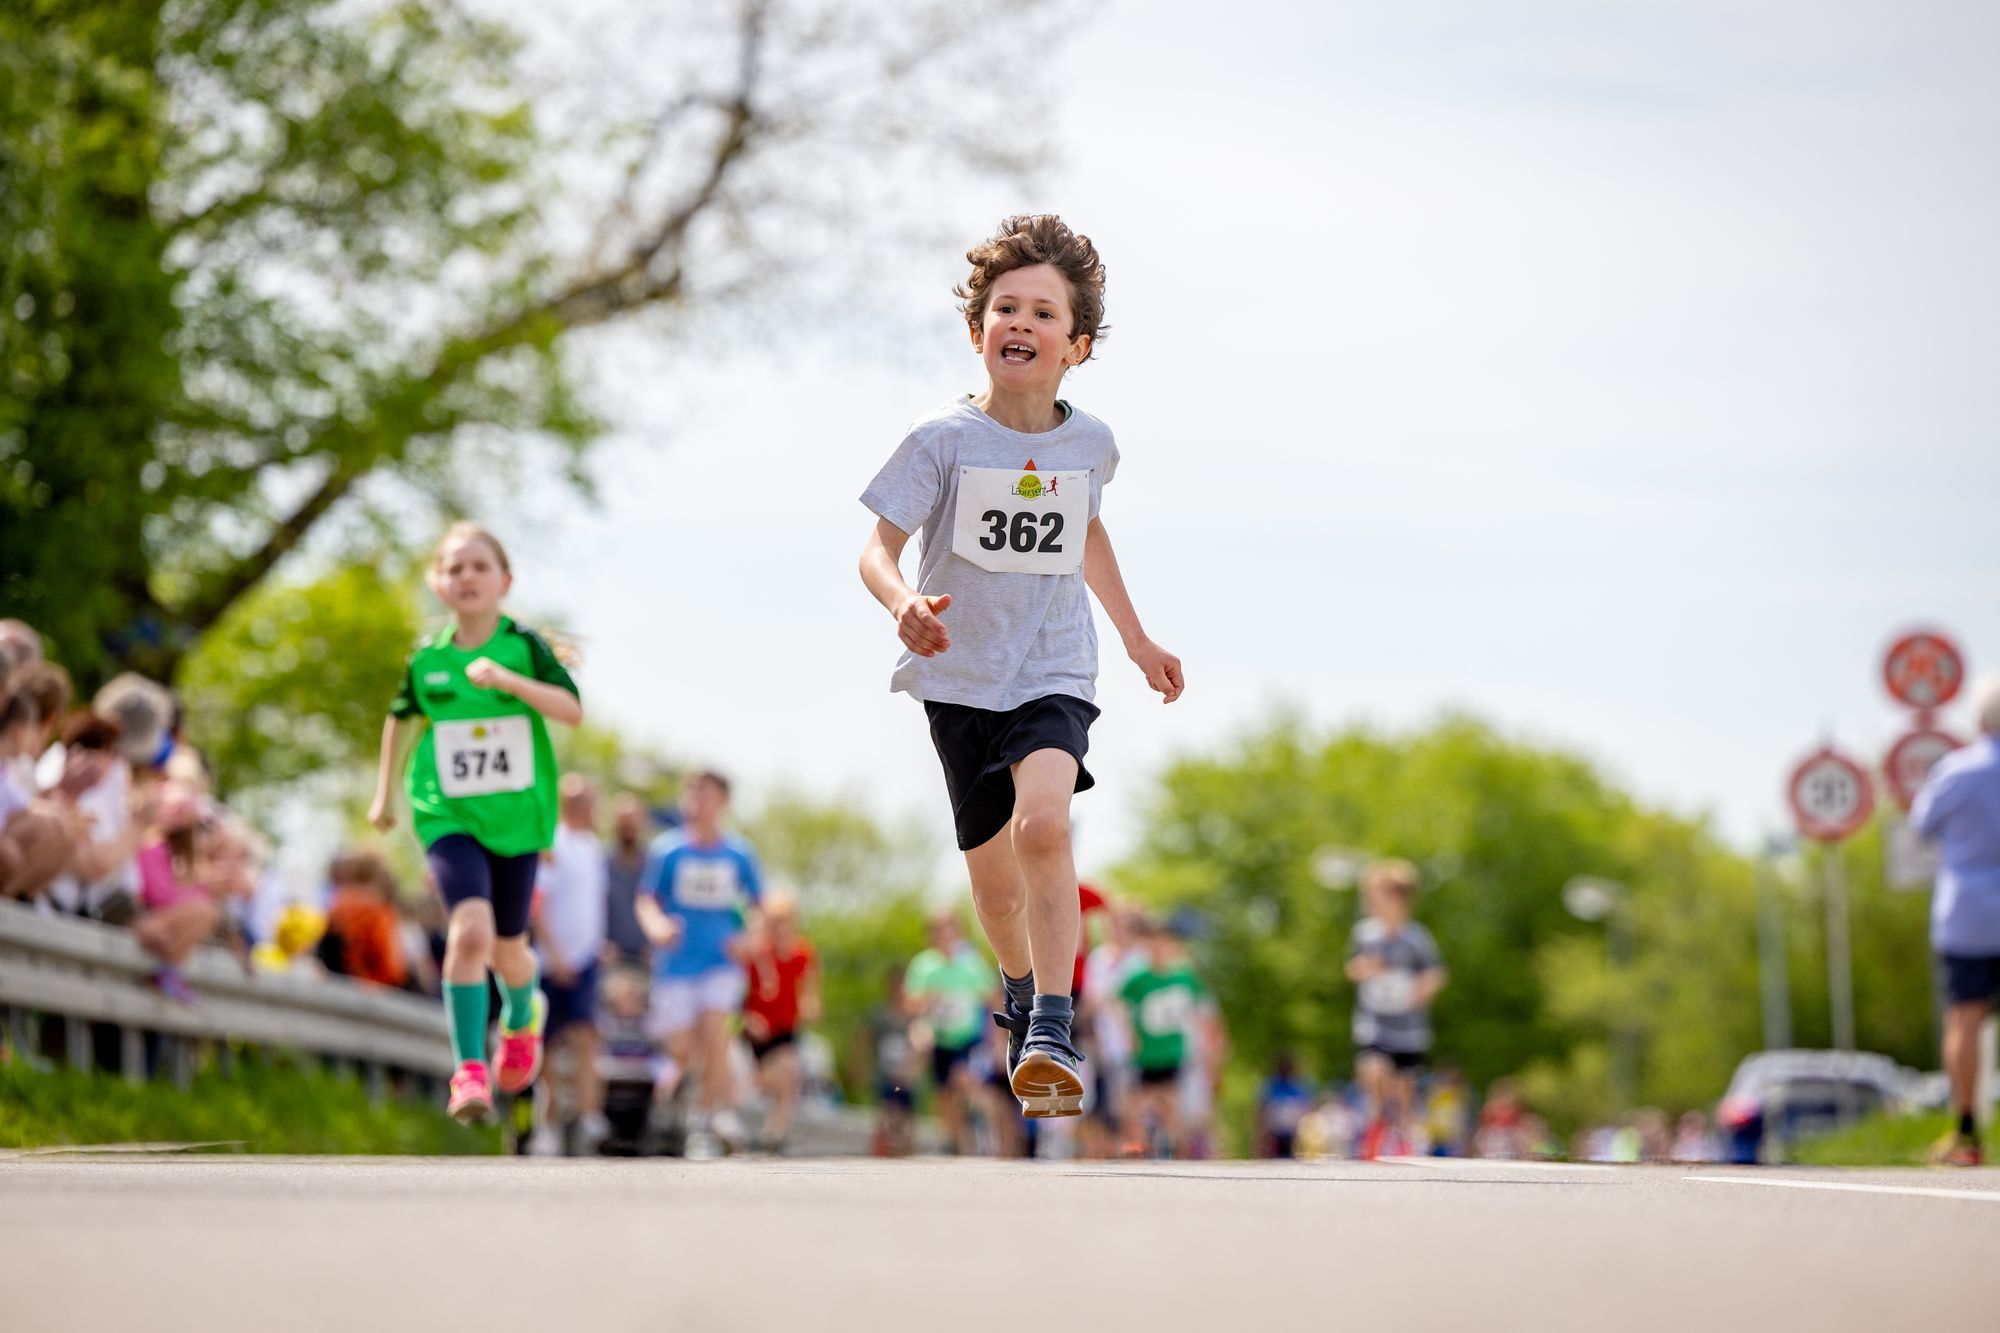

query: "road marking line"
left=1688, top=1175, right=2000, bottom=1204
left=1377, top=1156, right=1619, bottom=1174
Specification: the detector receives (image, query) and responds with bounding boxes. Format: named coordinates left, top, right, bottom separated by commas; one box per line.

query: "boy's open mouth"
left=1000, top=342, right=1036, bottom=364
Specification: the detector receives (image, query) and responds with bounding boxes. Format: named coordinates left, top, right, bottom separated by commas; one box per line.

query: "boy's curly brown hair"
left=955, top=214, right=1108, bottom=360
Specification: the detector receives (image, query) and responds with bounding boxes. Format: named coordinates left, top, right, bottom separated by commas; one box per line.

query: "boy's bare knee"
left=1011, top=803, right=1071, bottom=858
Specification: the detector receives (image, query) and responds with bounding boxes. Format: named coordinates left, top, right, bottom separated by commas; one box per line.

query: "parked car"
left=1714, top=1050, right=1918, bottom=1163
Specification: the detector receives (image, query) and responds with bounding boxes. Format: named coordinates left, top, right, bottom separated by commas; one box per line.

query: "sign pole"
left=1756, top=844, right=1792, bottom=1050
left=1823, top=844, right=1855, bottom=1052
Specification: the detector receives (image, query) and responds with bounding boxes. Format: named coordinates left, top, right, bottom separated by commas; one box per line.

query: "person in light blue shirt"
left=635, top=770, right=763, bottom=1150
left=1912, top=673, right=2000, bottom=1166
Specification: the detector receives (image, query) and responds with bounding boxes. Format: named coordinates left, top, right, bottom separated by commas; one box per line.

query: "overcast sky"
left=498, top=0, right=2000, bottom=882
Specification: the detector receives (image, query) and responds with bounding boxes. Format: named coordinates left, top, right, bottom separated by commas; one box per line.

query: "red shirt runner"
left=743, top=938, right=816, bottom=1036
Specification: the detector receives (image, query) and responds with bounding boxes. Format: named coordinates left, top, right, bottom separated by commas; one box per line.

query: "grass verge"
left=0, top=1051, right=500, bottom=1155
left=1788, top=1111, right=1953, bottom=1167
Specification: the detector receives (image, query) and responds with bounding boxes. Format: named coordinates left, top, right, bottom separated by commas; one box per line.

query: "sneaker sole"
left=449, top=1095, right=493, bottom=1125
left=1011, top=1051, right=1084, bottom=1119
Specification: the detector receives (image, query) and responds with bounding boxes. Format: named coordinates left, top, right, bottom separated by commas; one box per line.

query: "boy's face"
left=971, top=263, right=1090, bottom=395
left=681, top=777, right=727, bottom=827
left=430, top=537, right=510, bottom=619
left=1366, top=884, right=1411, bottom=924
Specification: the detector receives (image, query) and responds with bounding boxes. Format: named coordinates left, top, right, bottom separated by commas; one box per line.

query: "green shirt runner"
left=905, top=944, right=993, bottom=1051
left=389, top=616, right=577, bottom=857
left=1119, top=965, right=1206, bottom=1072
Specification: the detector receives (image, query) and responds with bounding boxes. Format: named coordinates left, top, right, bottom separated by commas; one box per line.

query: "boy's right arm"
left=859, top=517, right=952, bottom=658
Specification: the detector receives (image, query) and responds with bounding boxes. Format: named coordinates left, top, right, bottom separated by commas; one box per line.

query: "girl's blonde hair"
left=432, top=521, right=512, bottom=576
left=430, top=521, right=583, bottom=667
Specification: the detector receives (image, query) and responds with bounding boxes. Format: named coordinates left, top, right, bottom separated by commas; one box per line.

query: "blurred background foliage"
left=1111, top=713, right=1934, bottom=1132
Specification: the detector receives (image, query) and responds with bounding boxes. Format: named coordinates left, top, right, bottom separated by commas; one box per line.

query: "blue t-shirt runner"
left=642, top=831, right=764, bottom=981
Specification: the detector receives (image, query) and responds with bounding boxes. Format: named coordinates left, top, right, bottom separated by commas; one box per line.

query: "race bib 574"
left=433, top=715, right=534, bottom=799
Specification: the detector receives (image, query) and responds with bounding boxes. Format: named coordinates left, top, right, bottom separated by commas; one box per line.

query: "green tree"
left=3, top=0, right=1067, bottom=689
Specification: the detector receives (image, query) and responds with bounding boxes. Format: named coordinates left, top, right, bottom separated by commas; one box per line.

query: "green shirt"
left=1119, top=965, right=1206, bottom=1071
left=905, top=944, right=992, bottom=1050
left=389, top=617, right=578, bottom=857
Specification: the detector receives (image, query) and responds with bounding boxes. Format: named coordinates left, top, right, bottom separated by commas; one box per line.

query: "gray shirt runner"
left=1348, top=918, right=1444, bottom=1054
left=860, top=398, right=1119, bottom=712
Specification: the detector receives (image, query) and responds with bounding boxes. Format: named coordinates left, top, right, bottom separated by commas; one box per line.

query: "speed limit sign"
left=1787, top=747, right=1875, bottom=843
left=1883, top=728, right=1963, bottom=810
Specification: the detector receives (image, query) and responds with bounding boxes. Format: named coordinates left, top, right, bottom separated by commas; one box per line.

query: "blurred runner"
left=741, top=890, right=819, bottom=1153
left=1080, top=900, right=1143, bottom=1158
left=1346, top=858, right=1446, bottom=1159
left=1259, top=1054, right=1312, bottom=1158
left=864, top=964, right=919, bottom=1157
left=531, top=775, right=609, bottom=1155
left=1117, top=919, right=1207, bottom=1157
left=1910, top=674, right=2000, bottom=1167
left=635, top=770, right=763, bottom=1158
left=906, top=908, right=997, bottom=1155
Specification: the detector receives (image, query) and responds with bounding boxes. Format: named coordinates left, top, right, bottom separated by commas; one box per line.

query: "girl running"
left=368, top=522, right=583, bottom=1122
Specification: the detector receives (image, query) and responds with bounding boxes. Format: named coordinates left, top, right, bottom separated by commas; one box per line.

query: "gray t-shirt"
left=860, top=398, right=1119, bottom=711
left=1348, top=917, right=1443, bottom=1054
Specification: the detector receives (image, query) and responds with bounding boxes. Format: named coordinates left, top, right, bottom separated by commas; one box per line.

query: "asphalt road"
left=4, top=1152, right=1996, bottom=1331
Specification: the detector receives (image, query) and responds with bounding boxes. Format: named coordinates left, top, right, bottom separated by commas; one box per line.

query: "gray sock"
left=1027, top=993, right=1074, bottom=1047
left=1002, top=969, right=1035, bottom=1017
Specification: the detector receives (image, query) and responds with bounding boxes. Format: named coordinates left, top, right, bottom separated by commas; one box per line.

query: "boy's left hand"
left=465, top=657, right=514, bottom=692
left=1129, top=638, right=1185, bottom=703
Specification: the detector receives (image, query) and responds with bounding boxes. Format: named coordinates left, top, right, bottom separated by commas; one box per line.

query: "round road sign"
left=1883, top=630, right=1965, bottom=710
left=1787, top=747, right=1875, bottom=843
left=1883, top=727, right=1964, bottom=810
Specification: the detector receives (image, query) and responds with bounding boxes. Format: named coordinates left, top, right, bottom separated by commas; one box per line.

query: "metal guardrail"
left=0, top=901, right=451, bottom=1088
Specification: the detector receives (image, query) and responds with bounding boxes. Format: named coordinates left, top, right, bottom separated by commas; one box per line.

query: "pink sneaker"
left=448, top=1060, right=493, bottom=1123
left=494, top=990, right=547, bottom=1095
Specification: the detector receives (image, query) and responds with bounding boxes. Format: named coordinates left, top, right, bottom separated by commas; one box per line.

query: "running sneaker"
left=1011, top=1033, right=1086, bottom=1119
left=1933, top=1131, right=1983, bottom=1168
left=448, top=1060, right=494, bottom=1123
left=494, top=990, right=547, bottom=1094
left=991, top=1007, right=1030, bottom=1078
left=712, top=1108, right=748, bottom=1152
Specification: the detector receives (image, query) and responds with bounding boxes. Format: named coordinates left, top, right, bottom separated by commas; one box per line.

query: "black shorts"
left=924, top=695, right=1099, bottom=851
left=1137, top=1063, right=1181, bottom=1087
left=427, top=833, right=540, bottom=939
left=1939, top=954, right=2000, bottom=1006
left=544, top=960, right=600, bottom=1034
left=749, top=1028, right=798, bottom=1063
left=931, top=1039, right=979, bottom=1088
left=1359, top=1046, right=1426, bottom=1074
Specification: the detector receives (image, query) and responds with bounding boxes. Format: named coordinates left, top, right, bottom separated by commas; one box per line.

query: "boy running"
left=905, top=909, right=999, bottom=1155
left=1117, top=920, right=1208, bottom=1157
left=1346, top=858, right=1447, bottom=1158
left=858, top=214, right=1183, bottom=1118
left=634, top=769, right=762, bottom=1157
left=368, top=523, right=583, bottom=1122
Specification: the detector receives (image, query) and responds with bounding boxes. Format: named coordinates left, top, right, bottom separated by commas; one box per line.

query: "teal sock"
left=446, top=982, right=488, bottom=1066
left=502, top=963, right=539, bottom=1031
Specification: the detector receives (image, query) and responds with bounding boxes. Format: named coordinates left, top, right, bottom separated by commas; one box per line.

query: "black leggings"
left=427, top=833, right=539, bottom=939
